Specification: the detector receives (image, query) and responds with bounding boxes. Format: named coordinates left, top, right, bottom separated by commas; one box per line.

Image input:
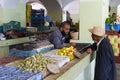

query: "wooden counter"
left=45, top=52, right=96, bottom=80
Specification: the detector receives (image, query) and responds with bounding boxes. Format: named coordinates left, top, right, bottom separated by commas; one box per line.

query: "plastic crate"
left=105, top=24, right=111, bottom=31
left=114, top=24, right=120, bottom=31
left=20, top=28, right=26, bottom=33
left=31, top=16, right=44, bottom=20
left=0, top=26, right=3, bottom=33
left=105, top=24, right=120, bottom=31
left=3, top=21, right=21, bottom=32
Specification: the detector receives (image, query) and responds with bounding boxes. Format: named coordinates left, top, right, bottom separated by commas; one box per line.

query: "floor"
left=116, top=64, right=120, bottom=80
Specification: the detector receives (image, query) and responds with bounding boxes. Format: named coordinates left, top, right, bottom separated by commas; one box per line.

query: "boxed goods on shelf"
left=9, top=40, right=54, bottom=58
left=0, top=66, right=43, bottom=80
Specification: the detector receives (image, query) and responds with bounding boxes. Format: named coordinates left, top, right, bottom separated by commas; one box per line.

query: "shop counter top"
left=6, top=52, right=96, bottom=80
left=45, top=52, right=96, bottom=80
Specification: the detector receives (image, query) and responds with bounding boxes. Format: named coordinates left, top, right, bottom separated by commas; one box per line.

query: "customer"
left=87, top=26, right=116, bottom=80
left=48, top=21, right=75, bottom=49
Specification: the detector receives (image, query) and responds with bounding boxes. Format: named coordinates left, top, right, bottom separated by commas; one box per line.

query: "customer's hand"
left=86, top=48, right=92, bottom=54
left=70, top=43, right=76, bottom=47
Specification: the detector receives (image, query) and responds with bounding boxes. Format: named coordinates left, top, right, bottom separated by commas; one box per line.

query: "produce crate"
left=105, top=24, right=111, bottom=31
left=105, top=24, right=120, bottom=31
left=114, top=24, right=120, bottom=31
left=31, top=16, right=44, bottom=20
left=3, top=21, right=21, bottom=32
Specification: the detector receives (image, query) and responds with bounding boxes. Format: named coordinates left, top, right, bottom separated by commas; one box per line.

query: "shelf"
left=106, top=31, right=119, bottom=35
left=0, top=36, right=36, bottom=46
left=70, top=39, right=81, bottom=43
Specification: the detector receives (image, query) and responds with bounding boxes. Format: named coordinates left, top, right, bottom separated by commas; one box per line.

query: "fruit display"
left=108, top=35, right=120, bottom=56
left=55, top=46, right=77, bottom=60
left=17, top=54, right=53, bottom=73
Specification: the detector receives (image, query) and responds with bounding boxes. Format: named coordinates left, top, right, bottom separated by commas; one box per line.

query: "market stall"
left=0, top=43, right=94, bottom=80
left=3, top=50, right=95, bottom=80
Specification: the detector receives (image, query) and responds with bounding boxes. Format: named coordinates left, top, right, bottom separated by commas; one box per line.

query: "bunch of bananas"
left=17, top=54, right=53, bottom=73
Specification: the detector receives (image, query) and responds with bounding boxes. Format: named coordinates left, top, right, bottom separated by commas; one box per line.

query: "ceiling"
left=27, top=0, right=75, bottom=8
left=57, top=0, right=75, bottom=8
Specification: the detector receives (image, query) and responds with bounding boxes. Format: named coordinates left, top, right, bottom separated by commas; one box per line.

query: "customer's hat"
left=88, top=26, right=105, bottom=37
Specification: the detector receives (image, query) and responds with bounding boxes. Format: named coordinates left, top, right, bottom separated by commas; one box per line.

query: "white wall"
left=0, top=0, right=26, bottom=27
left=75, top=59, right=95, bottom=80
left=79, top=0, right=109, bottom=43
left=117, top=5, right=120, bottom=16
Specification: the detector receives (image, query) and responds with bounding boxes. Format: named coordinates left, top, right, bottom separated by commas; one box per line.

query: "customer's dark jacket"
left=91, top=38, right=116, bottom=80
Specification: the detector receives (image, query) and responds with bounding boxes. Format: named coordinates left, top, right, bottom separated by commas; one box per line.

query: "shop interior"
left=0, top=0, right=120, bottom=80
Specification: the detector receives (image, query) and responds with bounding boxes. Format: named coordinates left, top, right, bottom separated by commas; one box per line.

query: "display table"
left=5, top=52, right=96, bottom=80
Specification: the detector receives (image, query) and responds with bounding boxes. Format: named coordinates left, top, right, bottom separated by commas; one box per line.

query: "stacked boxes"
left=31, top=9, right=45, bottom=27
left=3, top=21, right=21, bottom=32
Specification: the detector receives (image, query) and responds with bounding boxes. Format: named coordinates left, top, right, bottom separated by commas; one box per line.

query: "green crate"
left=3, top=21, right=21, bottom=32
left=37, top=26, right=50, bottom=31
